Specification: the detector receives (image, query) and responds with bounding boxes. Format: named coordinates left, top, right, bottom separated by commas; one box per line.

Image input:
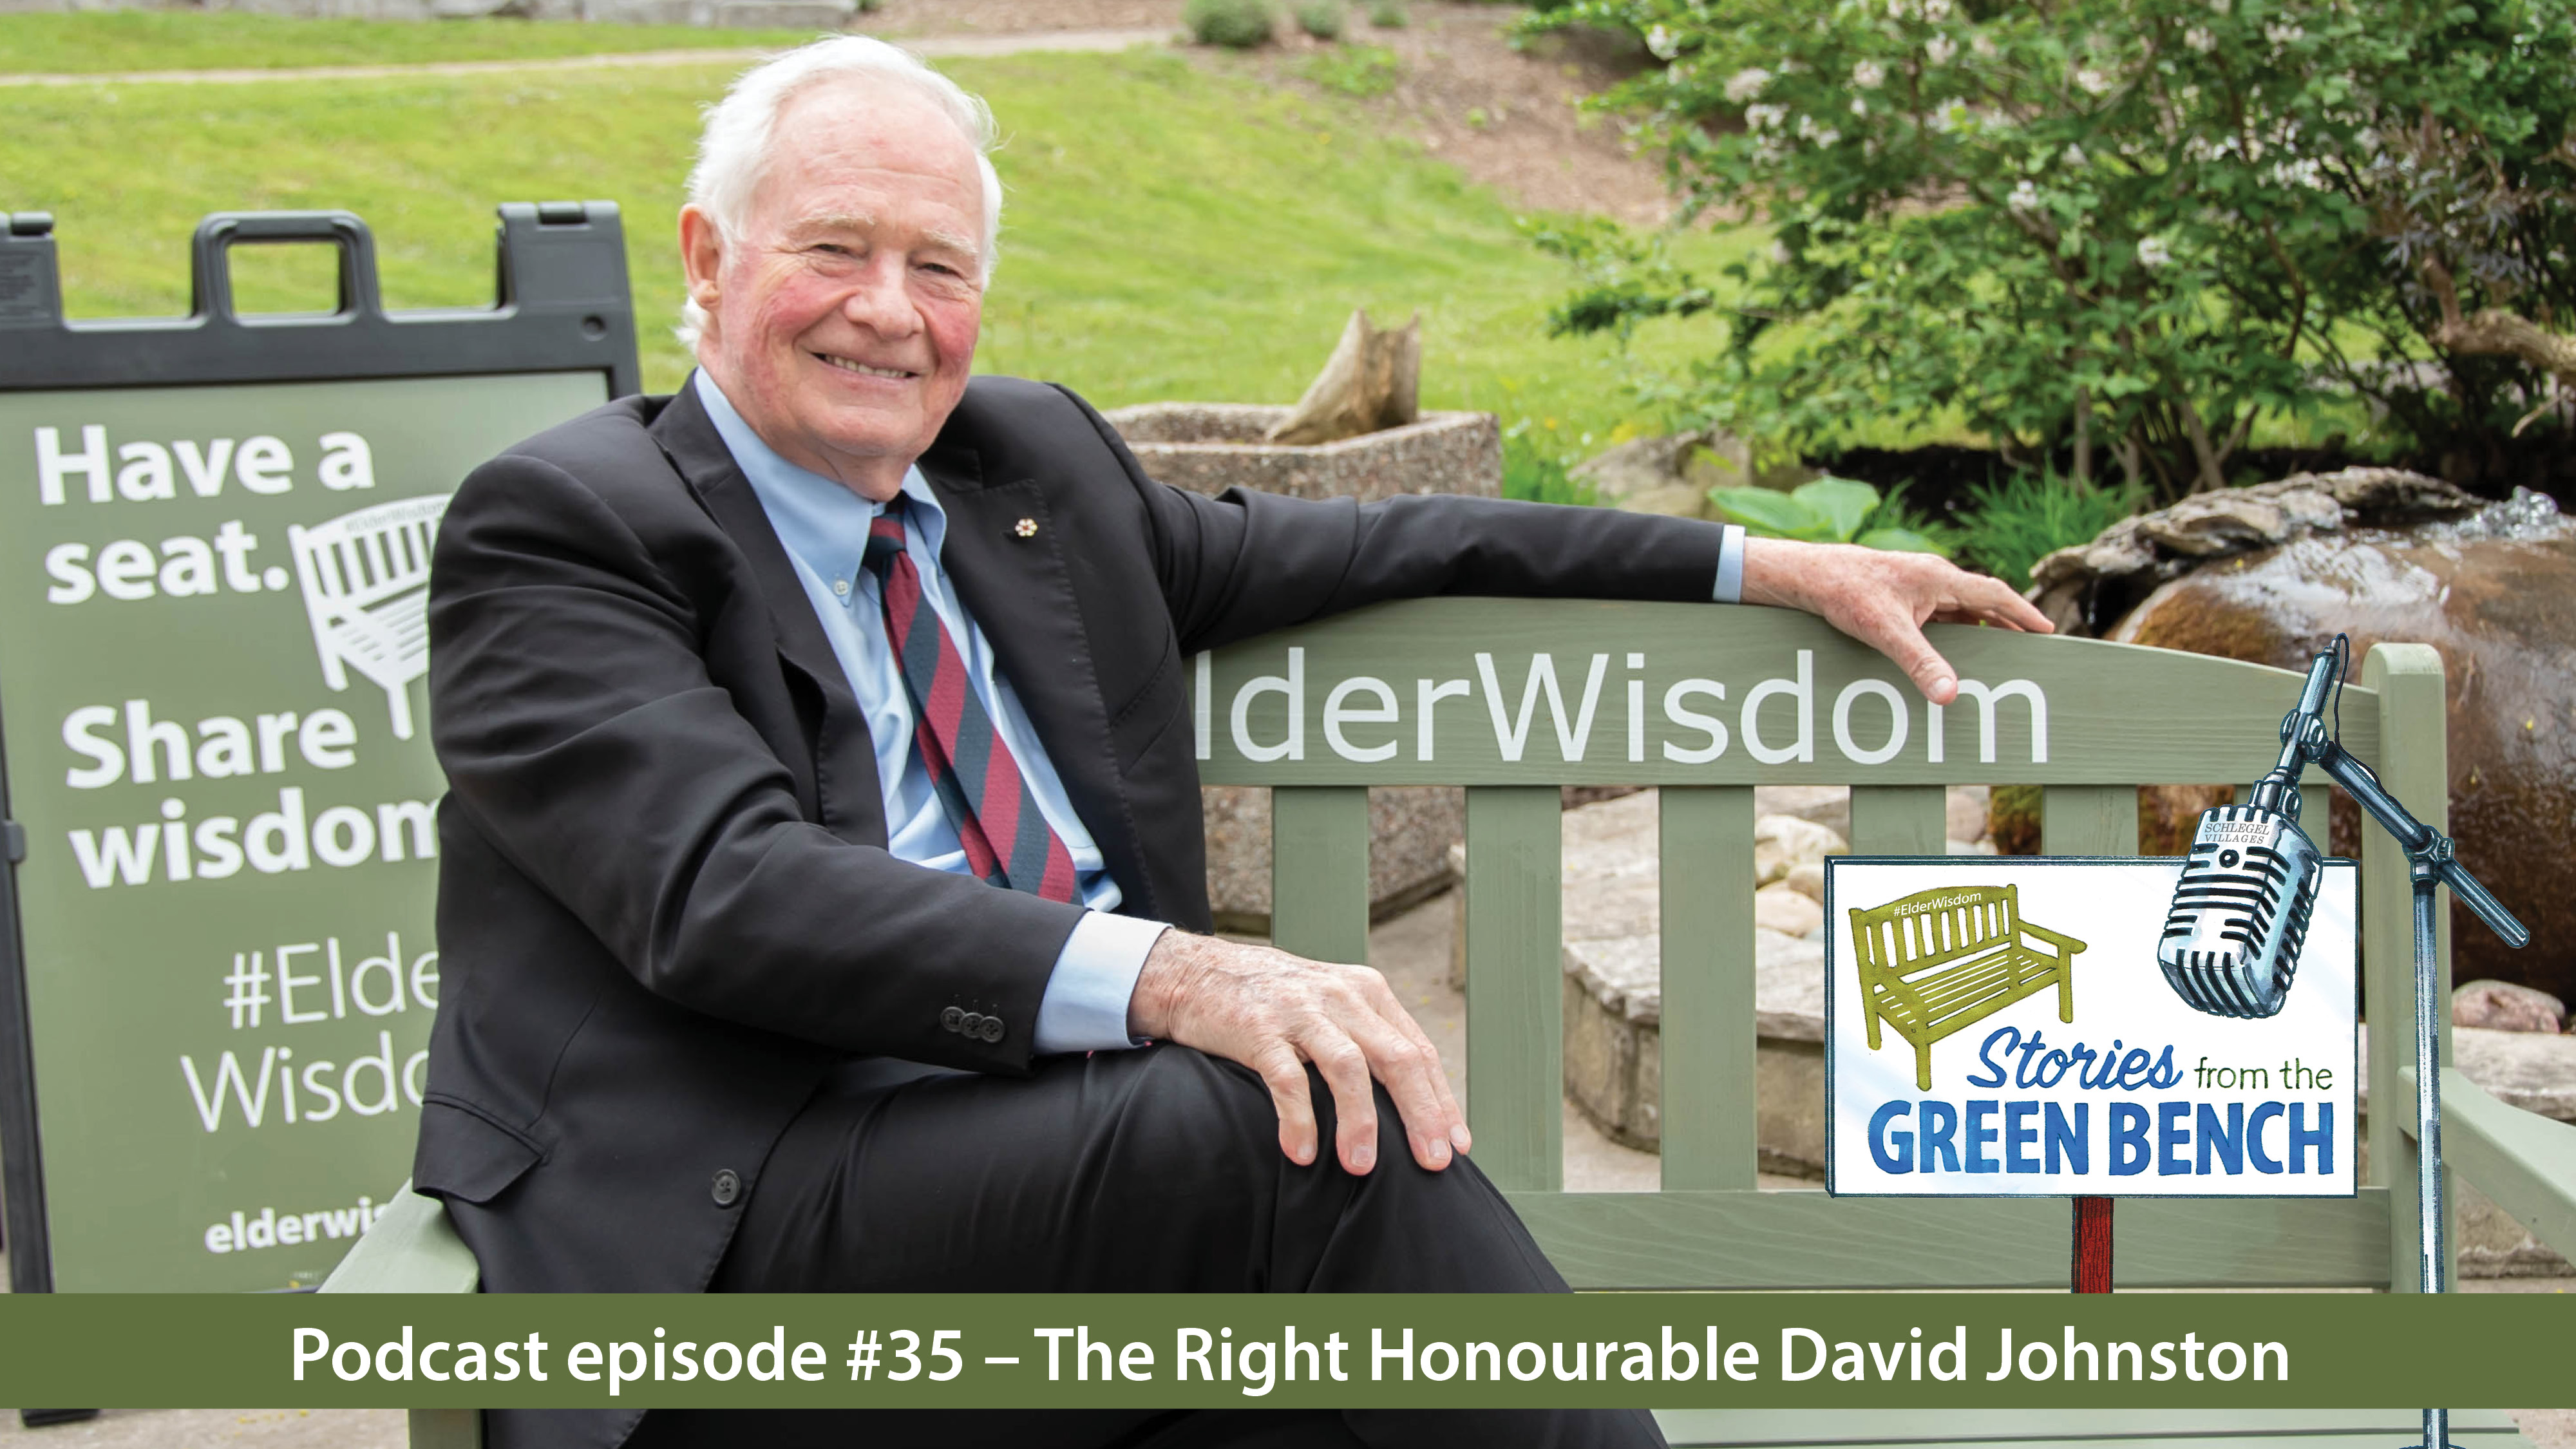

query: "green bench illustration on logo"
left=1850, top=884, right=2088, bottom=1091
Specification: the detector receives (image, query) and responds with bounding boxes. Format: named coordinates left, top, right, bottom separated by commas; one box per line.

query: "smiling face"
left=681, top=82, right=988, bottom=500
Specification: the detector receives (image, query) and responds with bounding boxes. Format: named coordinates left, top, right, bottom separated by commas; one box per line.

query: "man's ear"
left=677, top=204, right=723, bottom=318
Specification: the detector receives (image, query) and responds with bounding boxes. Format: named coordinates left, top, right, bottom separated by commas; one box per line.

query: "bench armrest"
left=317, top=1180, right=480, bottom=1294
left=2016, top=921, right=2086, bottom=957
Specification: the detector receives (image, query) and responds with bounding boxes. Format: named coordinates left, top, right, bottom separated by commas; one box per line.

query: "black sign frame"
left=0, top=202, right=639, bottom=1296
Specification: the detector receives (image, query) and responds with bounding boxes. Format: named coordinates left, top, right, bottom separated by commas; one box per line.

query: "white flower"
left=1853, top=59, right=1887, bottom=88
left=1929, top=99, right=1970, bottom=131
left=1924, top=0, right=1953, bottom=20
left=1647, top=24, right=1679, bottom=60
left=2009, top=179, right=2041, bottom=211
left=2208, top=0, right=2229, bottom=13
left=1745, top=102, right=1788, bottom=130
left=2075, top=66, right=2114, bottom=96
left=2356, top=126, right=2382, bottom=155
left=1815, top=126, right=1842, bottom=147
left=1971, top=32, right=1998, bottom=58
left=1852, top=96, right=1871, bottom=116
left=2137, top=236, right=2173, bottom=267
left=2063, top=142, right=2089, bottom=167
left=1725, top=67, right=1773, bottom=103
left=2179, top=82, right=2201, bottom=102
left=1887, top=0, right=1914, bottom=16
left=2184, top=25, right=2215, bottom=51
left=1770, top=241, right=1793, bottom=265
left=2264, top=21, right=2304, bottom=44
left=1925, top=34, right=1957, bottom=64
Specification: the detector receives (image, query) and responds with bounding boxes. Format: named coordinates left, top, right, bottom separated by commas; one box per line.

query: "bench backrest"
left=1195, top=597, right=2454, bottom=1291
left=1850, top=884, right=2022, bottom=977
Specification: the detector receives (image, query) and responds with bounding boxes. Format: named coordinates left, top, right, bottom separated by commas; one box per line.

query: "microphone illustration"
left=2156, top=637, right=2528, bottom=1019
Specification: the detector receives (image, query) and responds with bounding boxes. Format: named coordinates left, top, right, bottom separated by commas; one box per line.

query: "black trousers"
left=627, top=1044, right=1665, bottom=1449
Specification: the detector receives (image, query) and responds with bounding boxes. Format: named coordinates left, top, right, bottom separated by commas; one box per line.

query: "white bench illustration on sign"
left=287, top=494, right=452, bottom=741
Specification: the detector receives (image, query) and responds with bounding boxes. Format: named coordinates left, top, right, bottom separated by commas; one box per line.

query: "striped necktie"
left=862, top=495, right=1080, bottom=902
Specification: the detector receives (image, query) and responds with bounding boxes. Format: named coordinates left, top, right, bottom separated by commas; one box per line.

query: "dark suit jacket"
left=415, top=375, right=1726, bottom=1302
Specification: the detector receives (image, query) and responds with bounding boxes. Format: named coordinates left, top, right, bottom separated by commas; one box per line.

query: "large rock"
left=1570, top=430, right=1817, bottom=520
left=2454, top=980, right=2568, bottom=1035
left=2094, top=486, right=2576, bottom=1002
left=1106, top=403, right=1499, bottom=506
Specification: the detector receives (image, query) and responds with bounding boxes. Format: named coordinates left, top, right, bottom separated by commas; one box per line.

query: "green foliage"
left=1302, top=44, right=1401, bottom=97
left=1502, top=424, right=1598, bottom=506
left=1366, top=0, right=1408, bottom=28
left=1293, top=0, right=1347, bottom=41
left=1953, top=468, right=2148, bottom=587
left=1185, top=0, right=1278, bottom=49
left=1707, top=477, right=1949, bottom=554
left=1530, top=0, right=2576, bottom=498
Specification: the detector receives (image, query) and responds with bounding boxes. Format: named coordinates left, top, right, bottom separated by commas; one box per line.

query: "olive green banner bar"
left=1189, top=600, right=2377, bottom=788
left=0, top=1292, right=2564, bottom=1409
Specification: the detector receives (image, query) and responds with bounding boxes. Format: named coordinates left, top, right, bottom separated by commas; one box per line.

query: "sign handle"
left=2071, top=1195, right=2113, bottom=1293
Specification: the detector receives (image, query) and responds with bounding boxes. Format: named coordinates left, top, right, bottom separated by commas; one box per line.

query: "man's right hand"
left=1128, top=932, right=1470, bottom=1177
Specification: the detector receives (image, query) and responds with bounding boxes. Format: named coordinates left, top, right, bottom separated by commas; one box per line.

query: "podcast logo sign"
left=1825, top=857, right=2358, bottom=1197
left=0, top=375, right=602, bottom=1291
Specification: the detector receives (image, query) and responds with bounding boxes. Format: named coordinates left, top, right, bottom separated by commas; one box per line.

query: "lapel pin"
left=1012, top=517, right=1039, bottom=538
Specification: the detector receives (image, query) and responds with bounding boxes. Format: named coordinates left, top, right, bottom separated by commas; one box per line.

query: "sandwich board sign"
left=0, top=206, right=638, bottom=1292
left=1824, top=856, right=2357, bottom=1197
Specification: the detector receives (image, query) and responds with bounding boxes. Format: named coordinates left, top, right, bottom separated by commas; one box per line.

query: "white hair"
left=677, top=35, right=1004, bottom=349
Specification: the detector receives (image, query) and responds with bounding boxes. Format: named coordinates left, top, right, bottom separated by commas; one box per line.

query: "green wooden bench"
left=323, top=600, right=2576, bottom=1449
left=1850, top=883, right=2086, bottom=1092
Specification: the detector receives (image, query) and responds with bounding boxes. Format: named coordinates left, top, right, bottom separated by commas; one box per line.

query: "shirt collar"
left=691, top=368, right=948, bottom=588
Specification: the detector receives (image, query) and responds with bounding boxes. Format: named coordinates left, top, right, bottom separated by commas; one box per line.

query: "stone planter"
left=1112, top=402, right=1502, bottom=930
left=1204, top=786, right=1465, bottom=938
left=1104, top=403, right=1502, bottom=506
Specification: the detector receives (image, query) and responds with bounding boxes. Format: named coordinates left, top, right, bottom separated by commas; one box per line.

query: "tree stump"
left=1265, top=308, right=1421, bottom=446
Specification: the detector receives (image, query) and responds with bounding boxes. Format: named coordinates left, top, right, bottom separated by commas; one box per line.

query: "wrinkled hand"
left=1128, top=932, right=1469, bottom=1176
left=1741, top=538, right=2056, bottom=703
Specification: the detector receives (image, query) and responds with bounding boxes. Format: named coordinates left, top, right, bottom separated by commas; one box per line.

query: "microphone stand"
left=2249, top=648, right=2528, bottom=1449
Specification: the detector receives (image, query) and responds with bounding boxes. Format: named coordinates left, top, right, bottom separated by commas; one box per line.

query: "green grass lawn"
left=0, top=12, right=814, bottom=74
left=8, top=46, right=1747, bottom=458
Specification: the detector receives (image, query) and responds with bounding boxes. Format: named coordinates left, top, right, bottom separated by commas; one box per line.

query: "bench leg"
left=1915, top=1041, right=1932, bottom=1093
left=408, top=1407, right=481, bottom=1449
left=1865, top=999, right=1882, bottom=1051
left=2057, top=970, right=2074, bottom=1023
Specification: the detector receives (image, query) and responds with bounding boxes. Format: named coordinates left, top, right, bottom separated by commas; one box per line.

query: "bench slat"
left=1660, top=786, right=1759, bottom=1190
left=1511, top=1189, right=2392, bottom=1289
left=1852, top=785, right=1947, bottom=855
left=1466, top=786, right=1564, bottom=1192
left=2041, top=784, right=2139, bottom=857
left=1271, top=786, right=1370, bottom=966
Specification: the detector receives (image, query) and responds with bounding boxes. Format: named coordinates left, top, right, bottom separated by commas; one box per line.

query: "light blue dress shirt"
left=694, top=371, right=1165, bottom=1054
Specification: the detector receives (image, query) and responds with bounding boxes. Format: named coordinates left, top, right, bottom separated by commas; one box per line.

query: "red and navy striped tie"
left=862, top=496, right=1081, bottom=902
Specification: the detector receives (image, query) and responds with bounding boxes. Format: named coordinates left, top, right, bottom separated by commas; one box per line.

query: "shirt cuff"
left=1712, top=523, right=1748, bottom=604
left=1032, top=911, right=1170, bottom=1054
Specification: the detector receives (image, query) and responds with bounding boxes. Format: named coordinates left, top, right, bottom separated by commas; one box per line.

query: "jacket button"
left=940, top=1006, right=963, bottom=1033
left=961, top=1010, right=986, bottom=1036
left=711, top=1169, right=741, bottom=1208
left=981, top=1017, right=1005, bottom=1043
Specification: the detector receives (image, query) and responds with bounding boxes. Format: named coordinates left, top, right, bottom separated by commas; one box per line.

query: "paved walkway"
left=0, top=26, right=1173, bottom=87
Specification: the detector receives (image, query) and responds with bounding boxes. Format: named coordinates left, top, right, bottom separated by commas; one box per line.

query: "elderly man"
left=415, top=34, right=2050, bottom=1449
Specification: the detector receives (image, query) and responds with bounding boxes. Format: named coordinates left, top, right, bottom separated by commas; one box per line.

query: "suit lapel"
left=647, top=382, right=887, bottom=847
left=919, top=436, right=1159, bottom=920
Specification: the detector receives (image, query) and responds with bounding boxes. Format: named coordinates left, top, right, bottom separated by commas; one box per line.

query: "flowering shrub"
left=1531, top=0, right=2576, bottom=496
